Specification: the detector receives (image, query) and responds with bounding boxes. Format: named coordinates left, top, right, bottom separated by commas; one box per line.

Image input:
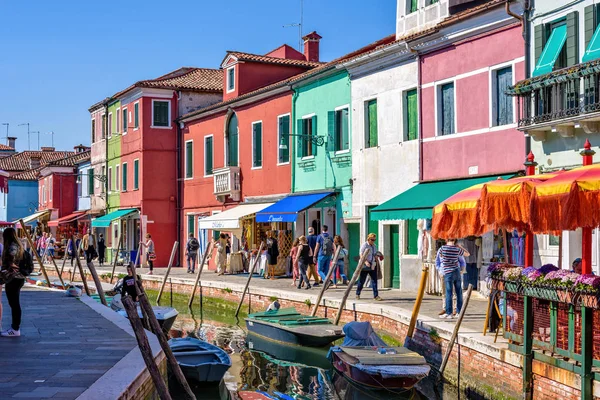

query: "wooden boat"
left=245, top=307, right=344, bottom=347
left=246, top=332, right=331, bottom=370
left=110, top=293, right=179, bottom=333
left=168, top=337, right=231, bottom=383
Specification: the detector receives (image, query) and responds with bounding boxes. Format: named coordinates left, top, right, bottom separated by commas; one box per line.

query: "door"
left=347, top=223, right=361, bottom=278
left=389, top=225, right=400, bottom=289
left=367, top=206, right=379, bottom=247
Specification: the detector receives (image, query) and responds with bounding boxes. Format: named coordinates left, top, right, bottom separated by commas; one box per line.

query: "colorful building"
left=91, top=68, right=223, bottom=266
left=179, top=36, right=323, bottom=271
left=89, top=100, right=107, bottom=217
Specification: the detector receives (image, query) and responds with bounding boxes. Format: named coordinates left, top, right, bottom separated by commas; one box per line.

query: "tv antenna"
left=283, top=0, right=304, bottom=52
left=1, top=123, right=8, bottom=145
left=30, top=131, right=40, bottom=150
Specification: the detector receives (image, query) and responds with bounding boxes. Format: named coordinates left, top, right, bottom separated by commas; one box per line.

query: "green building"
left=106, top=100, right=121, bottom=213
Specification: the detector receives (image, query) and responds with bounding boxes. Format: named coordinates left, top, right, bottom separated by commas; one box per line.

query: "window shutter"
left=534, top=24, right=545, bottom=68
left=186, top=142, right=193, bottom=178
left=441, top=84, right=455, bottom=135
left=341, top=108, right=349, bottom=150
left=311, top=115, right=318, bottom=156
left=327, top=111, right=336, bottom=152
left=566, top=11, right=579, bottom=67
left=368, top=100, right=378, bottom=147
left=253, top=123, right=262, bottom=167
left=123, top=165, right=127, bottom=191
left=296, top=119, right=304, bottom=158
left=585, top=5, right=597, bottom=50
left=406, top=89, right=418, bottom=141
left=88, top=169, right=94, bottom=196
left=134, top=160, right=139, bottom=189
left=207, top=137, right=214, bottom=174
left=134, top=103, right=139, bottom=128
left=278, top=117, right=285, bottom=163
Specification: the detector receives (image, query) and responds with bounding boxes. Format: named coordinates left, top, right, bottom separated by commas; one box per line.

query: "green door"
left=347, top=223, right=361, bottom=278
left=389, top=225, right=400, bottom=289
left=367, top=206, right=379, bottom=247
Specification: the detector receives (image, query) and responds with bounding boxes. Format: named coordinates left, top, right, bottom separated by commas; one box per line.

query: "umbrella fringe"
left=481, top=184, right=532, bottom=228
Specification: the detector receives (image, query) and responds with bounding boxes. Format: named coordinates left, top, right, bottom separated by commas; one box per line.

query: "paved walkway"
left=0, top=285, right=137, bottom=399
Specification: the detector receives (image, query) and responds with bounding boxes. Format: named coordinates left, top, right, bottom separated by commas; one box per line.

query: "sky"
left=0, top=0, right=396, bottom=152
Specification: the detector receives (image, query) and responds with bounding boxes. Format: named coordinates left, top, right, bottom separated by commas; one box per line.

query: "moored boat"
left=328, top=322, right=430, bottom=392
left=246, top=332, right=331, bottom=370
left=110, top=293, right=179, bottom=333
left=245, top=307, right=344, bottom=347
left=168, top=337, right=231, bottom=383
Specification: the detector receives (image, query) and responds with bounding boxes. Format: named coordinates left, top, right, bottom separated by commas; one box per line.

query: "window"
left=42, top=183, right=46, bottom=203
left=102, top=114, right=106, bottom=139
left=108, top=167, right=112, bottom=192
left=122, top=163, right=127, bottom=192
left=204, top=136, right=213, bottom=176
left=108, top=113, right=113, bottom=137
left=405, top=220, right=418, bottom=255
left=188, top=214, right=195, bottom=238
left=297, top=116, right=317, bottom=158
left=152, top=100, right=170, bottom=127
left=91, top=120, right=96, bottom=143
left=88, top=169, right=94, bottom=196
left=134, top=102, right=139, bottom=129
left=227, top=67, right=235, bottom=92
left=226, top=113, right=238, bottom=167
left=493, top=67, right=514, bottom=126
left=101, top=166, right=106, bottom=193
left=278, top=115, right=290, bottom=164
left=533, top=16, right=574, bottom=76
left=116, top=108, right=120, bottom=134
left=122, top=108, right=128, bottom=133
left=49, top=177, right=52, bottom=201
left=115, top=165, right=120, bottom=191
left=409, top=0, right=418, bottom=13
left=252, top=122, right=262, bottom=168
left=364, top=99, right=378, bottom=148
left=133, top=159, right=139, bottom=190
left=185, top=141, right=193, bottom=178
left=404, top=89, right=418, bottom=141
left=439, top=82, right=455, bottom=135
left=549, top=234, right=560, bottom=246
left=334, top=108, right=349, bottom=152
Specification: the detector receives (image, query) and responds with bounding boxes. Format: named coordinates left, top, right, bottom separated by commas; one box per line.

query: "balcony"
left=509, top=60, right=600, bottom=141
left=213, top=166, right=241, bottom=202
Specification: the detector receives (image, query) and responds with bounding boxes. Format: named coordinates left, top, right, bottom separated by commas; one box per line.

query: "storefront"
left=15, top=209, right=52, bottom=236
left=47, top=211, right=89, bottom=258
left=91, top=208, right=139, bottom=265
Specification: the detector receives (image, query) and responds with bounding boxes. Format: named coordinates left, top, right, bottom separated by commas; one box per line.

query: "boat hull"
left=245, top=319, right=343, bottom=347
left=179, top=362, right=231, bottom=383
left=330, top=350, right=424, bottom=391
left=169, top=338, right=231, bottom=384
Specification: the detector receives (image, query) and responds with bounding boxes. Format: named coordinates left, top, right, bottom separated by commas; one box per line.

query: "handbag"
left=148, top=252, right=157, bottom=261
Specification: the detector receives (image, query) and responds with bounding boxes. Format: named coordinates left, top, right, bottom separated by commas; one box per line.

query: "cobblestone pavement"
left=0, top=286, right=136, bottom=399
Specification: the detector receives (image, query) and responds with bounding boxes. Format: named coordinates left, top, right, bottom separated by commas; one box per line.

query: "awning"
left=14, top=209, right=51, bottom=226
left=198, top=203, right=274, bottom=231
left=532, top=24, right=567, bottom=77
left=371, top=174, right=514, bottom=221
left=48, top=211, right=88, bottom=227
left=256, top=192, right=333, bottom=223
left=583, top=24, right=600, bottom=63
left=91, top=208, right=138, bottom=228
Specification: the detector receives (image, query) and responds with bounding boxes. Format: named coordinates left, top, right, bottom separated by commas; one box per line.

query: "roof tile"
left=0, top=150, right=76, bottom=172
left=227, top=51, right=323, bottom=68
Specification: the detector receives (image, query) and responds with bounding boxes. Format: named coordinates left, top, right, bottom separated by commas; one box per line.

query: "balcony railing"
left=509, top=59, right=600, bottom=134
left=213, top=166, right=241, bottom=202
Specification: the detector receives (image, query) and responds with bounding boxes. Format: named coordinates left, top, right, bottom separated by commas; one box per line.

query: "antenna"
left=283, top=0, right=304, bottom=52
left=1, top=123, right=8, bottom=145
left=46, top=131, right=55, bottom=147
left=18, top=123, right=30, bottom=150
left=30, top=131, right=40, bottom=150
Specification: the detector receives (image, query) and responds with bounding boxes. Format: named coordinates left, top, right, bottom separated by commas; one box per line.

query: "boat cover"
left=341, top=321, right=386, bottom=347
left=352, top=362, right=431, bottom=379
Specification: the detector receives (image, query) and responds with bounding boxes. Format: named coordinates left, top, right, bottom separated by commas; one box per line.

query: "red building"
left=178, top=34, right=323, bottom=269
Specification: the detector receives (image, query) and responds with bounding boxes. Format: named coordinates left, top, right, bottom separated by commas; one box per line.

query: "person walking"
left=37, top=232, right=47, bottom=258
left=356, top=233, right=382, bottom=301
left=289, top=238, right=300, bottom=286
left=266, top=231, right=279, bottom=280
left=332, top=235, right=348, bottom=288
left=294, top=236, right=312, bottom=290
left=306, top=227, right=321, bottom=286
left=436, top=249, right=466, bottom=316
left=313, top=225, right=334, bottom=288
left=97, top=234, right=106, bottom=266
left=82, top=229, right=97, bottom=264
left=216, top=233, right=227, bottom=276
left=439, top=239, right=470, bottom=319
left=186, top=233, right=200, bottom=274
left=45, top=233, right=56, bottom=263
left=1, top=227, right=27, bottom=337
left=139, top=233, right=155, bottom=275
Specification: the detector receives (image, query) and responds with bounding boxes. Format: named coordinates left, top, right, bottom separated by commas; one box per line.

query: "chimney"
left=7, top=137, right=16, bottom=149
left=41, top=146, right=55, bottom=152
left=30, top=155, right=42, bottom=169
left=302, top=31, right=322, bottom=63
left=74, top=144, right=87, bottom=153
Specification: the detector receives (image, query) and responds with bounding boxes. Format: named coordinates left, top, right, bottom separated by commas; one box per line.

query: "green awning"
left=583, top=24, right=600, bottom=62
left=91, top=208, right=138, bottom=228
left=371, top=174, right=514, bottom=221
left=532, top=24, right=567, bottom=77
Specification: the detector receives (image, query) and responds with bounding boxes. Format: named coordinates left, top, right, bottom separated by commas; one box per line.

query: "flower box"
left=557, top=288, right=575, bottom=304
left=579, top=292, right=600, bottom=309
left=504, top=281, right=520, bottom=294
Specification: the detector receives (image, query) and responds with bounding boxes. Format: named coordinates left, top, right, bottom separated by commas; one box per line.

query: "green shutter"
left=154, top=102, right=168, bottom=127
left=88, top=169, right=94, bottom=196
left=186, top=142, right=193, bottom=178
left=410, top=0, right=418, bottom=13
left=341, top=108, right=349, bottom=150
left=134, top=160, right=139, bottom=190
left=533, top=24, right=568, bottom=76
left=534, top=24, right=545, bottom=68
left=278, top=116, right=290, bottom=163
left=311, top=115, right=318, bottom=156
left=123, top=109, right=127, bottom=132
left=585, top=5, right=596, bottom=50
left=205, top=137, right=213, bottom=175
left=407, top=219, right=418, bottom=255
left=122, top=164, right=127, bottom=191
left=134, top=103, right=139, bottom=128
left=188, top=215, right=195, bottom=237
left=566, top=11, right=579, bottom=67
left=367, top=100, right=378, bottom=147
left=296, top=119, right=304, bottom=158
left=406, top=89, right=418, bottom=141
left=253, top=123, right=262, bottom=167
left=327, top=111, right=336, bottom=152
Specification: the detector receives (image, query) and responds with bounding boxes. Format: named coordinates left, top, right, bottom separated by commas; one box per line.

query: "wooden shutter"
left=566, top=11, right=579, bottom=67
left=88, top=169, right=94, bottom=196
left=406, top=89, right=418, bottom=141
left=122, top=164, right=127, bottom=191
left=205, top=137, right=213, bottom=175
left=186, top=142, right=193, bottom=178
left=410, top=0, right=418, bottom=13
left=441, top=83, right=455, bottom=135
left=534, top=24, right=546, bottom=68
left=134, top=160, right=139, bottom=189
left=368, top=100, right=378, bottom=147
left=327, top=111, right=336, bottom=152
left=496, top=67, right=513, bottom=126
left=279, top=116, right=290, bottom=163
left=311, top=115, right=318, bottom=156
left=253, top=123, right=262, bottom=167
left=134, top=103, right=139, bottom=128
left=296, top=119, right=304, bottom=158
left=123, top=109, right=127, bottom=131
left=585, top=5, right=597, bottom=50
left=341, top=108, right=349, bottom=150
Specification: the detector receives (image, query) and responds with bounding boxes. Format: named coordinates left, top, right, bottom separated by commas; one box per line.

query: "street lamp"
left=279, top=133, right=325, bottom=150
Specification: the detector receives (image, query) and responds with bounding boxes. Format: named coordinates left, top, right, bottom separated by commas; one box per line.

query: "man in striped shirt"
left=439, top=239, right=470, bottom=319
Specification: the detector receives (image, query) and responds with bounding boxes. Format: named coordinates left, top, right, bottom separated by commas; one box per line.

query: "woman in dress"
left=289, top=238, right=300, bottom=286
left=332, top=235, right=348, bottom=288
left=216, top=233, right=227, bottom=276
left=266, top=231, right=279, bottom=280
left=139, top=233, right=155, bottom=275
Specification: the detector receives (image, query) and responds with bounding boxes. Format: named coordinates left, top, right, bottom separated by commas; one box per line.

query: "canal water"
left=145, top=289, right=461, bottom=400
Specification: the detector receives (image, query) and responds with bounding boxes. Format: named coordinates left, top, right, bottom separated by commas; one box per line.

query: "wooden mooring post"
left=334, top=248, right=370, bottom=326
left=156, top=241, right=178, bottom=305
left=235, top=242, right=264, bottom=318
left=406, top=263, right=428, bottom=339
left=72, top=235, right=91, bottom=296
left=188, top=242, right=214, bottom=308
left=20, top=219, right=51, bottom=288
left=109, top=234, right=122, bottom=284
left=311, top=245, right=341, bottom=317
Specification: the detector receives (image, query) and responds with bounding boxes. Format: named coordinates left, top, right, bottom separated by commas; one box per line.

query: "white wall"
left=396, top=0, right=449, bottom=37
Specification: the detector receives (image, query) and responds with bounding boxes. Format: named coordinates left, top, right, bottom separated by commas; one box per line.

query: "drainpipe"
left=417, top=52, right=424, bottom=182
left=291, top=89, right=299, bottom=193
left=104, top=101, right=109, bottom=212
left=176, top=112, right=183, bottom=268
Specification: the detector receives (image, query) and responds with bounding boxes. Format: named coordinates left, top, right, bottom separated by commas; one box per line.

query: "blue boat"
left=168, top=337, right=232, bottom=383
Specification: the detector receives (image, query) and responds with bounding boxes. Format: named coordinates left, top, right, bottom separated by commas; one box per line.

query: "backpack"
left=19, top=251, right=34, bottom=277
left=189, top=238, right=200, bottom=252
left=321, top=235, right=334, bottom=257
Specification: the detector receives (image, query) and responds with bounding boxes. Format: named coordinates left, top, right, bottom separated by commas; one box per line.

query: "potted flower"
left=502, top=266, right=523, bottom=293
left=488, top=263, right=505, bottom=290
left=574, top=274, right=600, bottom=308
left=544, top=270, right=578, bottom=303
left=521, top=267, right=544, bottom=298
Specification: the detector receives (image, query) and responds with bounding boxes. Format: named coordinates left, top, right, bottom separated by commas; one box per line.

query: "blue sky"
left=0, top=0, right=396, bottom=152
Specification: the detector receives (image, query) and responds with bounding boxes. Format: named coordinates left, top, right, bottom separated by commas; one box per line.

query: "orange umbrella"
left=431, top=183, right=489, bottom=239
left=480, top=172, right=561, bottom=231
left=529, top=163, right=600, bottom=233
